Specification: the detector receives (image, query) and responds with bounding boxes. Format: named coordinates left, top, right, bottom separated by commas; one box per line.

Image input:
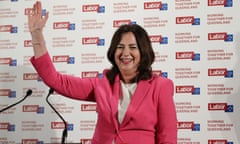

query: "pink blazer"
left=31, top=53, right=177, bottom=144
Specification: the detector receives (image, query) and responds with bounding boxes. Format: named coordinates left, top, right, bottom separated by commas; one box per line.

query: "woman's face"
left=114, top=32, right=141, bottom=78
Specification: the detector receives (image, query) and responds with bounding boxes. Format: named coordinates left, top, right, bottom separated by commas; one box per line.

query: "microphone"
left=46, top=88, right=68, bottom=144
left=0, top=89, right=32, bottom=113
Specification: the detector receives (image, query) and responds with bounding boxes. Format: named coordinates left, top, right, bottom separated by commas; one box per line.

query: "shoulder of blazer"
left=151, top=74, right=174, bottom=87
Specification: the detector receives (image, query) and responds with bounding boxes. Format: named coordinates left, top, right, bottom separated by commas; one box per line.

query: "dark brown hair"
left=106, top=24, right=155, bottom=85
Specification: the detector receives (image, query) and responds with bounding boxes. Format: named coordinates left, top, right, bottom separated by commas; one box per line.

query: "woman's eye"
left=129, top=46, right=138, bottom=50
left=117, top=46, right=124, bottom=49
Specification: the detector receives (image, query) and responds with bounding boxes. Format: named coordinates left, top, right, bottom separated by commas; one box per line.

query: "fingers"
left=44, top=12, right=49, bottom=22
left=35, top=1, right=42, bottom=18
left=33, top=2, right=37, bottom=16
left=30, top=1, right=49, bottom=20
left=30, top=1, right=40, bottom=17
left=37, top=1, right=42, bottom=15
left=28, top=1, right=49, bottom=32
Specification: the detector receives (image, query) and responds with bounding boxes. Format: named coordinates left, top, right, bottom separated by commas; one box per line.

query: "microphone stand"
left=0, top=89, right=32, bottom=113
left=46, top=88, right=68, bottom=144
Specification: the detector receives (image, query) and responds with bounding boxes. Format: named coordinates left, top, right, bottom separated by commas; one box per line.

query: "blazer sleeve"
left=30, top=52, right=96, bottom=101
left=156, top=78, right=177, bottom=144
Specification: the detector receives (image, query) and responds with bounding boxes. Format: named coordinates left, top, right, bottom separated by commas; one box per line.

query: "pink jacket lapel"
left=121, top=79, right=151, bottom=126
left=109, top=75, right=120, bottom=130
left=108, top=74, right=152, bottom=128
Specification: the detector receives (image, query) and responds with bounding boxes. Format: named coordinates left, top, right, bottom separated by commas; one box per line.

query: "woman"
left=28, top=1, right=177, bottom=144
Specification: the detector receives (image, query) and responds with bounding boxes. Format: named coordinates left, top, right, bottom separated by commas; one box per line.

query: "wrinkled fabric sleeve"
left=30, top=52, right=96, bottom=101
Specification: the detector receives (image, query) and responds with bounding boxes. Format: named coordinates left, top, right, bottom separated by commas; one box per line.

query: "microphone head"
left=49, top=88, right=54, bottom=94
left=26, top=89, right=33, bottom=96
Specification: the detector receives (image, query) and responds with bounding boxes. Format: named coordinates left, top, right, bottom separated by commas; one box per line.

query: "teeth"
left=122, top=59, right=131, bottom=61
left=121, top=58, right=132, bottom=62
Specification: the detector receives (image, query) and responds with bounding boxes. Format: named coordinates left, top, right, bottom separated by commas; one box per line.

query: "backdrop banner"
left=0, top=0, right=239, bottom=144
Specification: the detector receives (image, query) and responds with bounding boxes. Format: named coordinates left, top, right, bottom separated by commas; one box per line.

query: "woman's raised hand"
left=28, top=1, right=49, bottom=58
left=28, top=1, right=49, bottom=33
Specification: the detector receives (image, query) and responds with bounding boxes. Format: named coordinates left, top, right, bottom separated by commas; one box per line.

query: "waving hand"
left=28, top=1, right=49, bottom=58
left=28, top=1, right=49, bottom=33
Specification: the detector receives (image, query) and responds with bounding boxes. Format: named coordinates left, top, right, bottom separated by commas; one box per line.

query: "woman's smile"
left=114, top=32, right=141, bottom=83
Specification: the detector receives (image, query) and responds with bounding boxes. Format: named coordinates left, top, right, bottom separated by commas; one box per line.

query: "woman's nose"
left=122, top=47, right=130, bottom=56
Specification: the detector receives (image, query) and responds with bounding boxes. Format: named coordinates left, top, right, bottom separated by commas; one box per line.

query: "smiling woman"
left=28, top=1, right=177, bottom=144
left=106, top=24, right=155, bottom=85
left=114, top=32, right=140, bottom=83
